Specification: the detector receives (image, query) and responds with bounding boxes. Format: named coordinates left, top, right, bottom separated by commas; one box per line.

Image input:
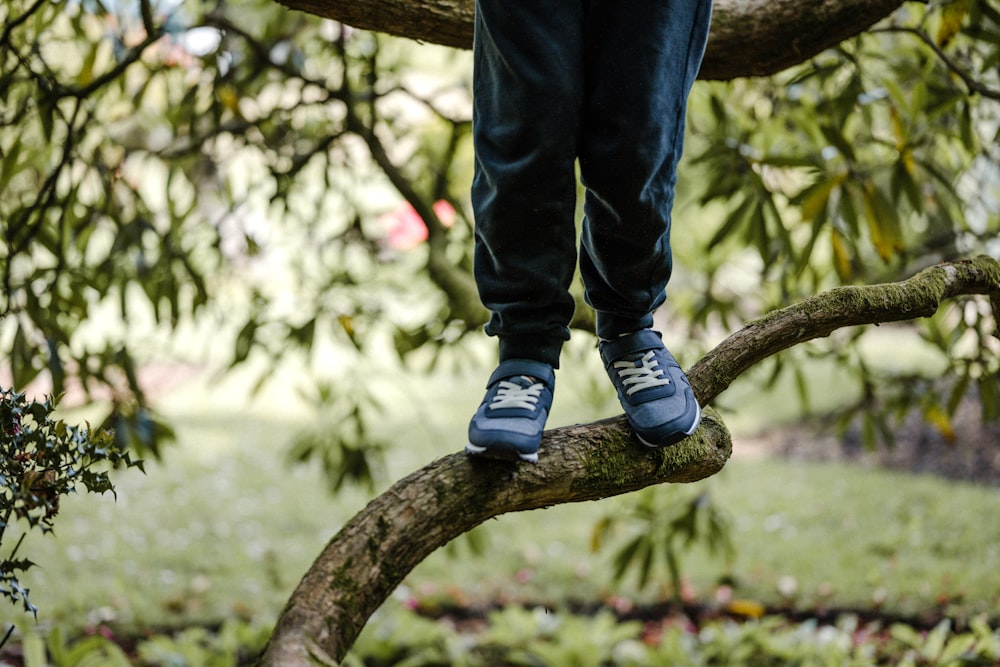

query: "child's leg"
left=577, top=0, right=713, bottom=340
left=471, top=0, right=586, bottom=367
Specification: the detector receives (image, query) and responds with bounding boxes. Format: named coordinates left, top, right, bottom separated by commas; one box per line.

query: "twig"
left=872, top=25, right=1000, bottom=101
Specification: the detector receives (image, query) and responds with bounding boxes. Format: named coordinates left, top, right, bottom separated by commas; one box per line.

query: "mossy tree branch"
left=259, top=255, right=1000, bottom=666
left=689, top=256, right=1000, bottom=405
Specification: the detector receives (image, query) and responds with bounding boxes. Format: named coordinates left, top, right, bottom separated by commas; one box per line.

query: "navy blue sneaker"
left=466, top=359, right=555, bottom=463
left=600, top=329, right=701, bottom=447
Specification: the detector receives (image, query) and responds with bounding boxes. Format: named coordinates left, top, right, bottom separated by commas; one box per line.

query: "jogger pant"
left=471, top=0, right=713, bottom=367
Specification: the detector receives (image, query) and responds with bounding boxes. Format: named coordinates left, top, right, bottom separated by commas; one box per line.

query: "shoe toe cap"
left=628, top=389, right=701, bottom=445
left=468, top=413, right=545, bottom=451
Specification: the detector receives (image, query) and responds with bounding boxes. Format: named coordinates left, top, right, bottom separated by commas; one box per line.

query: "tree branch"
left=273, top=0, right=907, bottom=80
left=689, top=255, right=1000, bottom=404
left=258, top=255, right=999, bottom=666
left=261, top=408, right=732, bottom=666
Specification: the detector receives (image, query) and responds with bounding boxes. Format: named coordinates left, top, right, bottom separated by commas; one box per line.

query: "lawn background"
left=2, top=331, right=998, bottom=642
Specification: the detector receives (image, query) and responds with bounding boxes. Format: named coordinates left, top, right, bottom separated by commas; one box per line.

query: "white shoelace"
left=613, top=350, right=671, bottom=396
left=489, top=377, right=543, bottom=410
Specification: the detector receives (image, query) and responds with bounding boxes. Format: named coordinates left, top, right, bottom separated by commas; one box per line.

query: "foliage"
left=345, top=605, right=1000, bottom=667
left=591, top=486, right=734, bottom=600
left=0, top=388, right=142, bottom=617
left=1, top=0, right=998, bottom=644
left=285, top=379, right=387, bottom=493
left=20, top=626, right=132, bottom=667
left=13, top=619, right=270, bottom=666
left=1, top=0, right=477, bottom=466
left=134, top=619, right=271, bottom=666
left=6, top=609, right=1000, bottom=666
left=686, top=0, right=1000, bottom=437
left=2, top=0, right=996, bottom=474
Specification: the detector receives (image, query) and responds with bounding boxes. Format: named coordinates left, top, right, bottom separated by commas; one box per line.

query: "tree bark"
left=273, top=0, right=906, bottom=80
left=259, top=255, right=1000, bottom=666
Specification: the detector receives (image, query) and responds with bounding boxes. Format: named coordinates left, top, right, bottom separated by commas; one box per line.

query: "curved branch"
left=261, top=409, right=733, bottom=666
left=274, top=0, right=906, bottom=80
left=689, top=255, right=1000, bottom=404
left=259, top=255, right=999, bottom=666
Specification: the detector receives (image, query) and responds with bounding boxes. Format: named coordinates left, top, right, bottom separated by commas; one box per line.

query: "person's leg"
left=467, top=0, right=585, bottom=461
left=577, top=0, right=713, bottom=340
left=578, top=0, right=713, bottom=446
left=471, top=0, right=585, bottom=368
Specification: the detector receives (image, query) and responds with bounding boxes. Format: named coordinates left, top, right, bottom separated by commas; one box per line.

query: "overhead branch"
left=273, top=0, right=906, bottom=80
left=259, top=255, right=1000, bottom=666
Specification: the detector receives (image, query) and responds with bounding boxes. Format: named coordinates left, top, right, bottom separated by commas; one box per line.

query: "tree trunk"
left=273, top=0, right=906, bottom=79
left=259, top=256, right=1000, bottom=666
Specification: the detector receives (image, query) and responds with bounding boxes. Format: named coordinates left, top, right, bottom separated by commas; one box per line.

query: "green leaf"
left=861, top=183, right=903, bottom=262
left=0, top=138, right=23, bottom=193
left=21, top=629, right=47, bottom=667
left=707, top=195, right=754, bottom=249
left=611, top=534, right=644, bottom=583
left=233, top=319, right=258, bottom=366
left=796, top=174, right=839, bottom=222
left=920, top=619, right=951, bottom=660
left=936, top=0, right=973, bottom=46
left=819, top=123, right=856, bottom=163
left=36, top=99, right=55, bottom=143
left=980, top=374, right=1000, bottom=421
left=890, top=158, right=923, bottom=211
left=11, top=324, right=41, bottom=390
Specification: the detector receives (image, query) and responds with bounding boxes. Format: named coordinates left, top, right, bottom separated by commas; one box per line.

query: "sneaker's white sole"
left=465, top=442, right=538, bottom=463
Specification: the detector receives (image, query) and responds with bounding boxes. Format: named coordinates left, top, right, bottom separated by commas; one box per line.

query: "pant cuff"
left=498, top=335, right=564, bottom=369
left=595, top=312, right=655, bottom=341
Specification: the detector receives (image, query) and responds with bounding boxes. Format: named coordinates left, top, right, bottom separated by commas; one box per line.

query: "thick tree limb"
left=273, top=0, right=906, bottom=80
left=259, top=255, right=999, bottom=666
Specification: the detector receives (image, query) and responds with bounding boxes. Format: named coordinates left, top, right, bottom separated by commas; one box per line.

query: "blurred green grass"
left=2, top=333, right=998, bottom=639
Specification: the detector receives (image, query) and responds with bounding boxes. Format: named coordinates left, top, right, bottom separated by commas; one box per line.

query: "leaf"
left=636, top=538, right=654, bottom=589
left=796, top=174, right=840, bottom=223
left=726, top=598, right=765, bottom=619
left=37, top=99, right=55, bottom=142
left=819, top=123, right=856, bottom=163
left=611, top=534, right=644, bottom=584
left=21, top=629, right=46, bottom=667
left=861, top=183, right=903, bottom=262
left=890, top=158, right=922, bottom=211
left=920, top=619, right=951, bottom=660
left=233, top=319, right=258, bottom=366
left=78, top=42, right=99, bottom=86
left=838, top=181, right=862, bottom=236
left=937, top=0, right=973, bottom=47
left=980, top=374, right=1000, bottom=421
left=707, top=195, right=754, bottom=249
left=946, top=372, right=971, bottom=416
left=890, top=622, right=923, bottom=649
left=339, top=314, right=363, bottom=351
left=0, top=138, right=22, bottom=193
left=11, top=324, right=41, bottom=391
left=922, top=403, right=955, bottom=443
left=830, top=227, right=852, bottom=281
left=590, top=516, right=612, bottom=552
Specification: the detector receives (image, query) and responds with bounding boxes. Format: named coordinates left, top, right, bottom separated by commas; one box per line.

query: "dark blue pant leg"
left=578, top=0, right=713, bottom=340
left=471, top=0, right=585, bottom=368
